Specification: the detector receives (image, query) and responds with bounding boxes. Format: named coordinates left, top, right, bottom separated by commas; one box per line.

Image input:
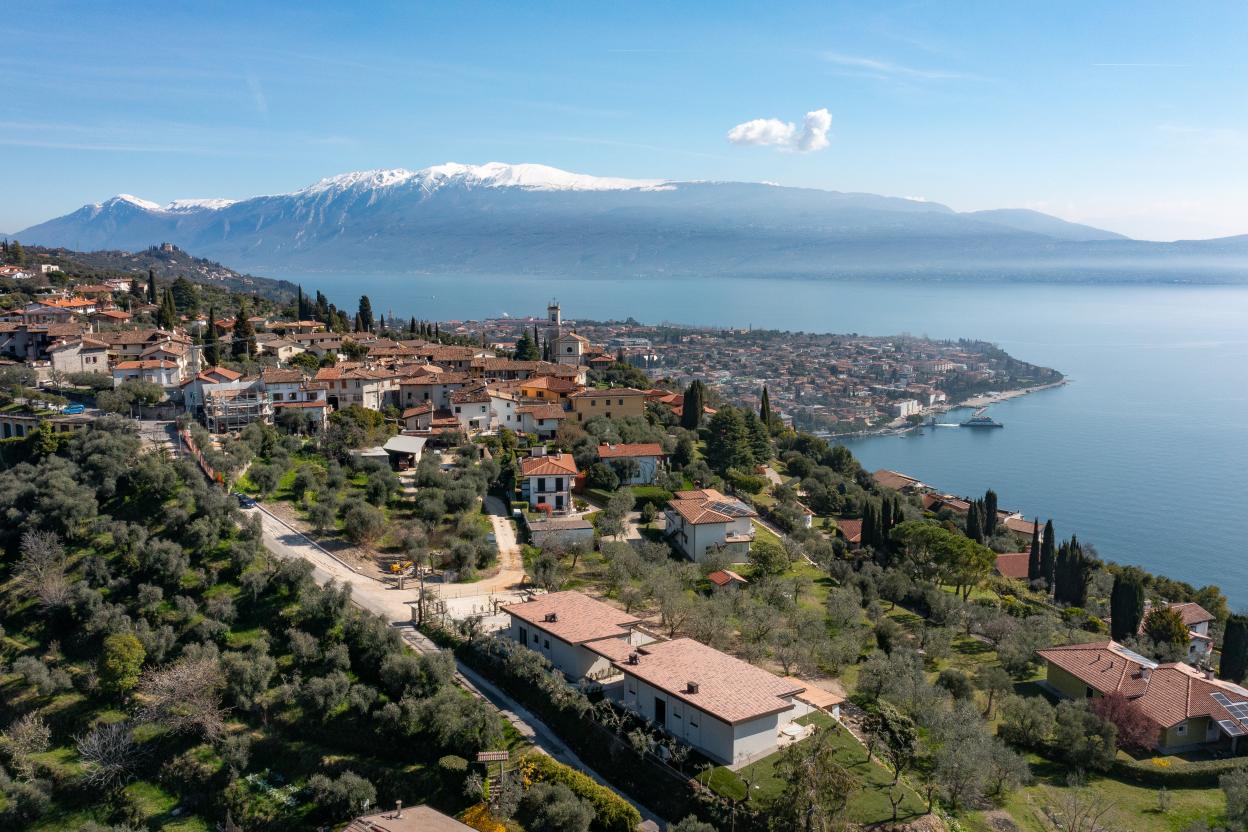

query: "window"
left=1176, top=723, right=1188, bottom=736
left=618, top=399, right=624, bottom=405
left=543, top=639, right=550, bottom=649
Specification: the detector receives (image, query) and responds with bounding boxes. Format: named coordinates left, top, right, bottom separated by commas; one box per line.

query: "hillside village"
left=0, top=245, right=1245, bottom=832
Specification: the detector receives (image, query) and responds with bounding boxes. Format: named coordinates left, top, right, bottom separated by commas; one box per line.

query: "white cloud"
left=726, top=108, right=831, bottom=152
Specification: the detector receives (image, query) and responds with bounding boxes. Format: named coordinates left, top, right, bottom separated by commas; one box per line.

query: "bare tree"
left=17, top=530, right=71, bottom=608
left=137, top=656, right=227, bottom=741
left=1051, top=777, right=1115, bottom=832
left=3, top=712, right=51, bottom=779
left=77, top=721, right=142, bottom=792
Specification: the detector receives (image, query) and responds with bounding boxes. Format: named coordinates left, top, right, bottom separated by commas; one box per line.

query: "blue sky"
left=3, top=1, right=1246, bottom=240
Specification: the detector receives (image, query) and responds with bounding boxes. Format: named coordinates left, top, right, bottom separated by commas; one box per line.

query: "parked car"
left=61, top=403, right=85, bottom=415
left=233, top=492, right=257, bottom=508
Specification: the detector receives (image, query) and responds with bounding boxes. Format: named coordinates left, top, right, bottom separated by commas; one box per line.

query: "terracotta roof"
left=785, top=678, right=846, bottom=710
left=503, top=591, right=640, bottom=645
left=260, top=368, right=303, bottom=384
left=522, top=375, right=581, bottom=393
left=569, top=386, right=647, bottom=398
left=707, top=569, right=749, bottom=587
left=994, top=552, right=1031, bottom=580
left=114, top=359, right=176, bottom=370
left=667, top=490, right=757, bottom=526
left=836, top=518, right=863, bottom=544
left=344, top=805, right=474, bottom=832
left=615, top=638, right=802, bottom=725
left=873, top=469, right=921, bottom=490
left=1168, top=602, right=1215, bottom=628
left=401, top=403, right=434, bottom=418
left=597, top=443, right=665, bottom=459
left=517, top=404, right=567, bottom=420
left=1004, top=516, right=1038, bottom=536
left=520, top=453, right=579, bottom=477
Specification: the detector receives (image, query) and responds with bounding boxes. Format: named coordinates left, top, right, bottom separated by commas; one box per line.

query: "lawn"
left=979, top=753, right=1229, bottom=832
left=705, top=712, right=928, bottom=824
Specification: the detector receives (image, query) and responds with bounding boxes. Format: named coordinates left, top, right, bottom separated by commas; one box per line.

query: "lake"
left=288, top=272, right=1248, bottom=605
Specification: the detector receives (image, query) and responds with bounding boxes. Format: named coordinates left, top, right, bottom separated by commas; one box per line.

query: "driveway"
left=245, top=501, right=662, bottom=826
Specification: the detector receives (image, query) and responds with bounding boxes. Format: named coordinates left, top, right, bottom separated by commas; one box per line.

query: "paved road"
left=245, top=502, right=663, bottom=827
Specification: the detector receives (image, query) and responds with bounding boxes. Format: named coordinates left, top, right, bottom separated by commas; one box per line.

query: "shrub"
left=523, top=754, right=642, bottom=832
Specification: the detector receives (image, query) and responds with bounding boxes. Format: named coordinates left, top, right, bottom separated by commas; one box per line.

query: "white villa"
left=665, top=489, right=757, bottom=563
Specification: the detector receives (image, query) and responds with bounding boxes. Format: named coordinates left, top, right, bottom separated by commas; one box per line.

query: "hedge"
left=1112, top=754, right=1248, bottom=788
left=524, top=753, right=642, bottom=832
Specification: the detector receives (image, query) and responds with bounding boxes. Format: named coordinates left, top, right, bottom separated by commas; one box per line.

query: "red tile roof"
left=503, top=591, right=640, bottom=645
left=519, top=453, right=579, bottom=477
left=707, top=569, right=748, bottom=587
left=615, top=638, right=802, bottom=725
left=994, top=552, right=1031, bottom=579
left=836, top=518, right=863, bottom=544
left=597, top=443, right=665, bottom=459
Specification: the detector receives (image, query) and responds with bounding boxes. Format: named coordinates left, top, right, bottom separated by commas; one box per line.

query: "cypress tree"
left=1040, top=519, right=1056, bottom=591
left=315, top=291, right=329, bottom=322
left=966, top=503, right=983, bottom=543
left=296, top=285, right=305, bottom=319
left=681, top=380, right=706, bottom=430
left=1220, top=615, right=1248, bottom=683
left=146, top=269, right=157, bottom=304
left=983, top=489, right=998, bottom=536
left=409, top=316, right=417, bottom=338
left=1109, top=573, right=1146, bottom=641
left=232, top=300, right=257, bottom=359
left=862, top=502, right=877, bottom=550
left=1027, top=519, right=1041, bottom=582
left=357, top=296, right=374, bottom=332
left=760, top=386, right=772, bottom=429
left=203, top=307, right=220, bottom=366
left=157, top=288, right=177, bottom=329
left=434, top=322, right=440, bottom=341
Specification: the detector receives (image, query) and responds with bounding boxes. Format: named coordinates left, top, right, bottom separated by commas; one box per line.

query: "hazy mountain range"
left=14, top=162, right=1248, bottom=282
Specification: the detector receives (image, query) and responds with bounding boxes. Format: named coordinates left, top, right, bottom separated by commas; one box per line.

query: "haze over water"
left=297, top=273, right=1248, bottom=605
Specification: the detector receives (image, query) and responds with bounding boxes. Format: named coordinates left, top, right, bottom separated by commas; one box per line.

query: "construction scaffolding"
left=203, top=390, right=272, bottom=433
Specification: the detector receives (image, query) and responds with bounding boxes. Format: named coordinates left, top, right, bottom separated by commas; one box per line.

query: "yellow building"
left=568, top=387, right=647, bottom=423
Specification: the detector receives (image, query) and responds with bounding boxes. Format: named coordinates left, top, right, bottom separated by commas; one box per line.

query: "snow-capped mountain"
left=15, top=162, right=1248, bottom=281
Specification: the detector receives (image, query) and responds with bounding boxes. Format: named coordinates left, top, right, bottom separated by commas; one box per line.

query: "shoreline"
left=823, top=379, right=1068, bottom=440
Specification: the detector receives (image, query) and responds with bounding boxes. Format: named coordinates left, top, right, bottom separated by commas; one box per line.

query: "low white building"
left=503, top=591, right=646, bottom=681
left=665, top=489, right=757, bottom=563
left=112, top=359, right=180, bottom=389
left=517, top=404, right=566, bottom=439
left=596, top=443, right=666, bottom=485
left=608, top=637, right=804, bottom=767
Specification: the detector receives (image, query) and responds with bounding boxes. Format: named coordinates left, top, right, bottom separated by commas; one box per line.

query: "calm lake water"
left=289, top=272, right=1248, bottom=605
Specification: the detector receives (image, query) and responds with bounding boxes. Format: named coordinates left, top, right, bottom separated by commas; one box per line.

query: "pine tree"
left=10, top=240, right=25, bottom=266
left=681, top=380, right=706, bottom=430
left=966, top=503, right=983, bottom=543
left=514, top=330, right=538, bottom=361
left=1221, top=615, right=1248, bottom=683
left=760, top=386, right=772, bottom=429
left=704, top=406, right=752, bottom=475
left=232, top=300, right=256, bottom=359
left=1040, top=519, right=1056, bottom=591
left=742, top=408, right=771, bottom=465
left=146, top=269, right=158, bottom=304
left=203, top=307, right=220, bottom=366
left=129, top=277, right=143, bottom=297
left=983, top=489, right=998, bottom=536
left=1027, top=519, right=1042, bottom=582
left=1109, top=573, right=1146, bottom=642
left=357, top=296, right=374, bottom=332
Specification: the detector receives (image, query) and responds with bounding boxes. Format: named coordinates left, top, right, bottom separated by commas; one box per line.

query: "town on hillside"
left=0, top=244, right=1244, bottom=832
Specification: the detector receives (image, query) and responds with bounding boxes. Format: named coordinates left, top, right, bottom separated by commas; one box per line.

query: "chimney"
left=686, top=681, right=700, bottom=694
left=1140, top=667, right=1151, bottom=681
left=395, top=800, right=402, bottom=818
left=544, top=612, right=558, bottom=623
left=1206, top=669, right=1215, bottom=680
left=627, top=652, right=640, bottom=665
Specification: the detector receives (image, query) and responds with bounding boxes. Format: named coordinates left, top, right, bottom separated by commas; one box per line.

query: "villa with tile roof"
left=503, top=590, right=647, bottom=680
left=518, top=449, right=579, bottom=512
left=665, top=488, right=757, bottom=563
left=596, top=443, right=666, bottom=485
left=1037, top=640, right=1248, bottom=753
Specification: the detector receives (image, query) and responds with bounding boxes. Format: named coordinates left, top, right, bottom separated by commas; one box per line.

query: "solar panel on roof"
left=1212, top=692, right=1233, bottom=706
left=1218, top=719, right=1246, bottom=737
left=1229, top=703, right=1248, bottom=720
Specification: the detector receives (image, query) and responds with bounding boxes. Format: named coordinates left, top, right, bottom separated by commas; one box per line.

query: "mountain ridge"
left=14, top=162, right=1248, bottom=282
